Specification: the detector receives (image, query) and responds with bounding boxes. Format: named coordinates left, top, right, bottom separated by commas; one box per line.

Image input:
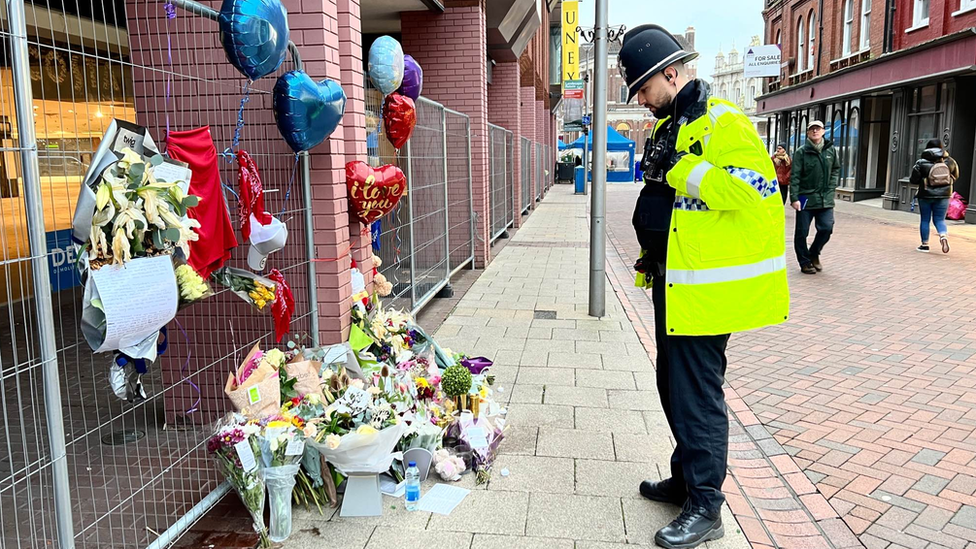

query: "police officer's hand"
left=668, top=151, right=687, bottom=171
left=791, top=201, right=801, bottom=211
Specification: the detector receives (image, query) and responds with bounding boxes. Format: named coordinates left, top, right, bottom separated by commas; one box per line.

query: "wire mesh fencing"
left=0, top=0, right=318, bottom=547
left=487, top=123, right=511, bottom=243
left=520, top=136, right=531, bottom=213
left=365, top=84, right=474, bottom=314
left=505, top=132, right=514, bottom=227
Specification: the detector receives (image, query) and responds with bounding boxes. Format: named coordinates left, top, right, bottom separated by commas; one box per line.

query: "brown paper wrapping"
left=224, top=344, right=281, bottom=417
left=285, top=357, right=324, bottom=399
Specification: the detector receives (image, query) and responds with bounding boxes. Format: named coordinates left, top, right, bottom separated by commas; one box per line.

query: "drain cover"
left=533, top=310, right=557, bottom=320
left=101, top=429, right=146, bottom=446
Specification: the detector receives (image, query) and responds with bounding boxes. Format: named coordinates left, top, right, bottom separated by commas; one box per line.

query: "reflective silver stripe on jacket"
left=667, top=255, right=787, bottom=285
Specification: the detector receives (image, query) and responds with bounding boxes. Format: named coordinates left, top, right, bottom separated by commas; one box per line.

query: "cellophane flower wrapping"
left=206, top=413, right=271, bottom=548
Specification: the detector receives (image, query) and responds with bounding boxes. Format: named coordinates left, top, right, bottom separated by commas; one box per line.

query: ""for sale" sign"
left=744, top=45, right=782, bottom=78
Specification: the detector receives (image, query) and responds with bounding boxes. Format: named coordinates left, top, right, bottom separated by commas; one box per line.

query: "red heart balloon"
left=383, top=93, right=417, bottom=150
left=346, top=161, right=408, bottom=224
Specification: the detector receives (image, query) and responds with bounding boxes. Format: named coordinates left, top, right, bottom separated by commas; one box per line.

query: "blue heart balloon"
left=273, top=70, right=347, bottom=153
left=368, top=36, right=404, bottom=96
left=218, top=0, right=290, bottom=81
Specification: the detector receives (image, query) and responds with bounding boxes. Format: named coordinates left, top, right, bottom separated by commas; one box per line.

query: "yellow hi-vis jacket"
left=635, top=97, right=790, bottom=336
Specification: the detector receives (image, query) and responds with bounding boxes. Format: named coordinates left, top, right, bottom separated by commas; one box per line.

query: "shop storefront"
left=0, top=2, right=135, bottom=305
left=758, top=30, right=976, bottom=220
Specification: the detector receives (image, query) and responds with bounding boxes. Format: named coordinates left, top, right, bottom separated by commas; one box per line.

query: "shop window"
left=860, top=0, right=872, bottom=50
left=907, top=84, right=944, bottom=176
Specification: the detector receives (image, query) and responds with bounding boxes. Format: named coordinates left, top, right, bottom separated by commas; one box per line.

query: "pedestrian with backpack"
left=910, top=138, right=959, bottom=253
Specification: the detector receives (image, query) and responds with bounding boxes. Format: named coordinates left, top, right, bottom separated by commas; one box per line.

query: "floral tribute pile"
left=210, top=292, right=507, bottom=544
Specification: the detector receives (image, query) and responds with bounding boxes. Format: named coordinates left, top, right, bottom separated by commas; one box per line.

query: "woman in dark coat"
left=910, top=138, right=959, bottom=253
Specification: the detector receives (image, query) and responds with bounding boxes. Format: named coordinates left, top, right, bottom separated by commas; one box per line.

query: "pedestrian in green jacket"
left=789, top=120, right=841, bottom=274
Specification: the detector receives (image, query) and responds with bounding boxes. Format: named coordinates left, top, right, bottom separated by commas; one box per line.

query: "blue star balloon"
left=218, top=0, right=290, bottom=81
left=273, top=70, right=347, bottom=153
left=368, top=36, right=404, bottom=96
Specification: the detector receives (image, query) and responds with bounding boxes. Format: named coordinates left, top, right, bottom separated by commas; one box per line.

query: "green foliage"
left=441, top=364, right=472, bottom=397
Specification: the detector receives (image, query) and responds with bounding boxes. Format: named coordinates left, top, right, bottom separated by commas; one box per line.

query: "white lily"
left=138, top=188, right=166, bottom=229
left=90, top=227, right=109, bottom=258
left=111, top=228, right=130, bottom=265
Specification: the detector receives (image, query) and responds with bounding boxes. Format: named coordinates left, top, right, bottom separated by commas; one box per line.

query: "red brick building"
left=758, top=0, right=976, bottom=218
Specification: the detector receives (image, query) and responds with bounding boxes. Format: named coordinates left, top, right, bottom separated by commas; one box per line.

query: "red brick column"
left=296, top=0, right=354, bottom=344
left=520, top=87, right=536, bottom=208
left=402, top=1, right=491, bottom=267
left=337, top=0, right=373, bottom=310
left=489, top=62, right=522, bottom=226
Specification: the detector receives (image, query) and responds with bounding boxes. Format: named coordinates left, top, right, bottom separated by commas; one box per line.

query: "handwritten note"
left=235, top=440, right=257, bottom=472
left=285, top=437, right=305, bottom=456
left=89, top=255, right=178, bottom=353
left=465, top=426, right=489, bottom=450
left=153, top=160, right=193, bottom=196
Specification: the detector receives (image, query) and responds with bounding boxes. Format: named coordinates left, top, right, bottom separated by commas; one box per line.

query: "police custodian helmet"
left=618, top=24, right=699, bottom=104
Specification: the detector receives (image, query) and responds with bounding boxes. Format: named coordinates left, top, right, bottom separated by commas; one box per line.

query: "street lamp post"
left=578, top=9, right=626, bottom=318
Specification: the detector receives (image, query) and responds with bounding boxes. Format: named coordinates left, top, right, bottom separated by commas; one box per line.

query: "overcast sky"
left=576, top=0, right=767, bottom=82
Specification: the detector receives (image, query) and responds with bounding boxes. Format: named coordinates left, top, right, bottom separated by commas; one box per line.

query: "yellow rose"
left=356, top=425, right=378, bottom=435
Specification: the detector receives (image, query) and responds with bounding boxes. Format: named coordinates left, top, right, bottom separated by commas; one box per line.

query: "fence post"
left=404, top=139, right=417, bottom=309
left=440, top=107, right=453, bottom=294
left=6, top=0, right=75, bottom=545
left=467, top=120, right=476, bottom=270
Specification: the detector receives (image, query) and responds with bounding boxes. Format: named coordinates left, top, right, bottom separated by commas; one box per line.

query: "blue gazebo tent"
left=566, top=126, right=636, bottom=183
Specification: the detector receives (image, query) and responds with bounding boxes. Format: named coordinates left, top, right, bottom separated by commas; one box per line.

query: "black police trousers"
left=651, top=273, right=730, bottom=513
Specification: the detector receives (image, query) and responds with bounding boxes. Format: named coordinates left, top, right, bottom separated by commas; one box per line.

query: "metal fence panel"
left=1, top=1, right=316, bottom=547
left=365, top=86, right=472, bottom=313
left=488, top=124, right=506, bottom=242
left=520, top=137, right=531, bottom=213
left=445, top=111, right=473, bottom=276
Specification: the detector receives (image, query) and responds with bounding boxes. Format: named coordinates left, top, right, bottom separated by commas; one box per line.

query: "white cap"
left=247, top=215, right=288, bottom=271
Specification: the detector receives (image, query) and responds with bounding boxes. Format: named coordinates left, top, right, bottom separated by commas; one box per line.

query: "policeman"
left=619, top=25, right=790, bottom=549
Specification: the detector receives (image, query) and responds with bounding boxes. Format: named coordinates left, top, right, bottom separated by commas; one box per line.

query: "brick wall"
left=488, top=61, right=523, bottom=226
left=126, top=0, right=356, bottom=422
left=401, top=1, right=492, bottom=267
left=896, top=0, right=976, bottom=50
left=763, top=0, right=976, bottom=92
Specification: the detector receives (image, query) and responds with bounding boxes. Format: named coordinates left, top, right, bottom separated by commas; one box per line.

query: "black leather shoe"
left=639, top=479, right=686, bottom=506
left=654, top=506, right=724, bottom=549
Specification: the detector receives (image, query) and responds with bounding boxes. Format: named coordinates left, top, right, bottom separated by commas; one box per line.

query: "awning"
left=757, top=29, right=976, bottom=114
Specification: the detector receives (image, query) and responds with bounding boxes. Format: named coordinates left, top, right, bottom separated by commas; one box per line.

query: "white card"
left=465, top=426, right=489, bottom=449
left=417, top=484, right=470, bottom=515
left=285, top=437, right=305, bottom=456
left=235, top=440, right=257, bottom=472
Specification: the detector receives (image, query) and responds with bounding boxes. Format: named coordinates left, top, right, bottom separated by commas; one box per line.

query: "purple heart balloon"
left=397, top=55, right=423, bottom=101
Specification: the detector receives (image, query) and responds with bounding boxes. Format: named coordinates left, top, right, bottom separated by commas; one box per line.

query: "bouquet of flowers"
left=174, top=260, right=212, bottom=307
left=307, top=382, right=408, bottom=474
left=281, top=394, right=338, bottom=513
left=87, top=148, right=200, bottom=268
left=445, top=412, right=507, bottom=485
left=224, top=345, right=283, bottom=417
left=256, top=415, right=305, bottom=543
left=212, top=267, right=277, bottom=312
left=207, top=414, right=270, bottom=548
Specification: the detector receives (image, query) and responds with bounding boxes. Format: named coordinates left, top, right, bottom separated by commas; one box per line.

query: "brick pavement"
left=606, top=184, right=976, bottom=549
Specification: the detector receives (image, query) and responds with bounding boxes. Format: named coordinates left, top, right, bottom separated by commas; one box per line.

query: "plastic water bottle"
left=405, top=461, right=421, bottom=511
